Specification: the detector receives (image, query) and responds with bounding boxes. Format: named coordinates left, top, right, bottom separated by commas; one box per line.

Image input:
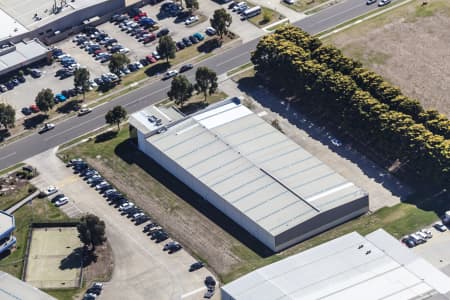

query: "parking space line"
left=180, top=286, right=206, bottom=299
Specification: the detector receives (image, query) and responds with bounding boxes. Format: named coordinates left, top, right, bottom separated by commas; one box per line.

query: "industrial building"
left=130, top=98, right=368, bottom=252
left=0, top=0, right=145, bottom=44
left=0, top=271, right=56, bottom=300
left=0, top=40, right=49, bottom=77
left=0, top=210, right=16, bottom=254
left=221, top=229, right=450, bottom=300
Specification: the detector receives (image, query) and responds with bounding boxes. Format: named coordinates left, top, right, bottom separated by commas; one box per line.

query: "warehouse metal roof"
left=0, top=40, right=49, bottom=74
left=0, top=271, right=56, bottom=300
left=144, top=98, right=366, bottom=236
left=222, top=229, right=450, bottom=300
left=0, top=211, right=14, bottom=235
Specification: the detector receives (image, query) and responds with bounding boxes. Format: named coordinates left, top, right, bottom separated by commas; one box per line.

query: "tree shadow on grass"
left=57, top=100, right=82, bottom=114
left=23, top=114, right=48, bottom=129
left=197, top=38, right=222, bottom=54
left=114, top=139, right=274, bottom=258
left=95, top=131, right=118, bottom=143
left=179, top=101, right=208, bottom=115
left=145, top=62, right=170, bottom=77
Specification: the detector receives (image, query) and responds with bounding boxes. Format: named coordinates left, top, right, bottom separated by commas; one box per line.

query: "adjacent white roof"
left=0, top=211, right=14, bottom=235
left=222, top=229, right=450, bottom=300
left=0, top=271, right=56, bottom=300
left=143, top=99, right=366, bottom=236
left=0, top=40, right=49, bottom=74
left=0, top=8, right=28, bottom=41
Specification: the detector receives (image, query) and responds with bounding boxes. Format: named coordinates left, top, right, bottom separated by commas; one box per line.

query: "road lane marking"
left=216, top=52, right=250, bottom=67
left=0, top=152, right=16, bottom=160
left=180, top=286, right=206, bottom=299
left=44, top=114, right=105, bottom=141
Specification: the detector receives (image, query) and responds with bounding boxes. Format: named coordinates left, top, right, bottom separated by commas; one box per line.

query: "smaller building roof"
left=222, top=229, right=450, bottom=300
left=0, top=39, right=49, bottom=74
left=129, top=104, right=184, bottom=136
left=0, top=211, right=14, bottom=235
left=0, top=271, right=56, bottom=300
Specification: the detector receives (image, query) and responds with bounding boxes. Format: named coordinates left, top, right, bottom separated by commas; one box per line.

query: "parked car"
left=21, top=107, right=32, bottom=115
left=401, top=236, right=416, bottom=248
left=119, top=202, right=135, bottom=211
left=87, top=282, right=103, bottom=295
left=182, top=37, right=192, bottom=47
left=104, top=189, right=117, bottom=196
left=95, top=181, right=110, bottom=190
left=55, top=197, right=69, bottom=207
left=157, top=28, right=170, bottom=37
left=204, top=276, right=216, bottom=287
left=51, top=194, right=66, bottom=203
left=66, top=158, right=83, bottom=167
left=163, top=70, right=178, bottom=80
left=409, top=233, right=425, bottom=245
left=164, top=241, right=182, bottom=253
left=39, top=123, right=55, bottom=134
left=420, top=228, right=432, bottom=239
left=134, top=215, right=150, bottom=225
left=30, top=105, right=40, bottom=113
left=366, top=0, right=376, bottom=4
left=184, top=15, right=199, bottom=25
left=189, top=35, right=199, bottom=44
left=433, top=222, right=447, bottom=232
left=179, top=64, right=193, bottom=73
left=176, top=41, right=186, bottom=50
left=43, top=186, right=58, bottom=196
left=205, top=27, right=216, bottom=37
left=189, top=261, right=204, bottom=272
left=193, top=32, right=204, bottom=41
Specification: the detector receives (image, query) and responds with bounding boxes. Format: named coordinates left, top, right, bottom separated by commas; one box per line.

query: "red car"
left=146, top=55, right=157, bottom=63
left=143, top=35, right=156, bottom=44
left=139, top=11, right=147, bottom=17
left=133, top=15, right=141, bottom=21
left=30, top=104, right=40, bottom=113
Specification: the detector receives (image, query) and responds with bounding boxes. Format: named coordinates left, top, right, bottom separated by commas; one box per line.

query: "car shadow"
left=235, top=76, right=414, bottom=204
left=114, top=139, right=274, bottom=258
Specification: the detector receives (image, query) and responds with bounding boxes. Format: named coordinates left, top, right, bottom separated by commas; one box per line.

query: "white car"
left=95, top=181, right=109, bottom=190
left=163, top=70, right=178, bottom=80
left=284, top=0, right=295, bottom=4
left=152, top=51, right=161, bottom=60
left=134, top=61, right=144, bottom=69
left=119, top=202, right=134, bottom=211
left=205, top=27, right=217, bottom=35
left=118, top=47, right=130, bottom=54
left=378, top=0, right=391, bottom=6
left=184, top=15, right=199, bottom=25
left=44, top=186, right=58, bottom=196
left=420, top=228, right=432, bottom=239
left=55, top=197, right=69, bottom=207
left=78, top=105, right=92, bottom=116
left=39, top=123, right=55, bottom=134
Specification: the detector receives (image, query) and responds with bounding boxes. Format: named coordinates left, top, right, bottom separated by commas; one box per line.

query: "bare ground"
left=326, top=0, right=450, bottom=116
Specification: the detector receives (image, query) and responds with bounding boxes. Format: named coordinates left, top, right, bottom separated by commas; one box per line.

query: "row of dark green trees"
left=251, top=25, right=450, bottom=187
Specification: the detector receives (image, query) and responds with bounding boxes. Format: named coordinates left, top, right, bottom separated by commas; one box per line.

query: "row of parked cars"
left=401, top=223, right=447, bottom=248
left=0, top=74, right=26, bottom=93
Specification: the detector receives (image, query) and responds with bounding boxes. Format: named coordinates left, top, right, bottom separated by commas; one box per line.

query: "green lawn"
left=247, top=5, right=284, bottom=28
left=0, top=163, right=25, bottom=177
left=0, top=183, right=34, bottom=211
left=227, top=62, right=254, bottom=76
left=0, top=198, right=73, bottom=278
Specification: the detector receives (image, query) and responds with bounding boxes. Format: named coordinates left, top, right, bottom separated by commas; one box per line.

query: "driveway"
left=220, top=77, right=412, bottom=211
left=26, top=148, right=218, bottom=300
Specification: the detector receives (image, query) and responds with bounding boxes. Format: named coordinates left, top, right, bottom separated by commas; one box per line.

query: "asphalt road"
left=0, top=0, right=388, bottom=169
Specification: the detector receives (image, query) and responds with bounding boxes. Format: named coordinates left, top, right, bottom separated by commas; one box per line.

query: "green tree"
left=108, top=53, right=130, bottom=76
left=157, top=36, right=176, bottom=63
left=0, top=103, right=15, bottom=129
left=194, top=67, right=218, bottom=102
left=168, top=75, right=193, bottom=107
left=77, top=214, right=106, bottom=251
left=185, top=0, right=199, bottom=13
left=35, top=88, right=54, bottom=114
left=210, top=9, right=232, bottom=40
left=105, top=105, right=127, bottom=131
left=74, top=68, right=90, bottom=100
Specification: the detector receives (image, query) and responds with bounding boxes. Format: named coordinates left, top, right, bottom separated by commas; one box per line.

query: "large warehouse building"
left=130, top=98, right=368, bottom=252
left=221, top=229, right=450, bottom=300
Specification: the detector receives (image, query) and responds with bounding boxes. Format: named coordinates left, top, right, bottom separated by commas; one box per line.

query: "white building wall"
left=137, top=134, right=276, bottom=250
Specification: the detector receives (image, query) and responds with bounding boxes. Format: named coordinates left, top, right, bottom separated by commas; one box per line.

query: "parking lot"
left=411, top=225, right=450, bottom=276
left=26, top=148, right=219, bottom=300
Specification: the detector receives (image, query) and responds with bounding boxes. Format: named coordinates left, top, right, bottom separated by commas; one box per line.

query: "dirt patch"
left=82, top=241, right=114, bottom=283
left=83, top=147, right=252, bottom=278
left=326, top=1, right=450, bottom=116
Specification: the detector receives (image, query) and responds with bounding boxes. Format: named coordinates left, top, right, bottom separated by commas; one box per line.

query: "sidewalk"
left=6, top=190, right=39, bottom=214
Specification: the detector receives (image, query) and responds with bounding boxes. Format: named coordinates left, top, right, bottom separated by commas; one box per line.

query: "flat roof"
left=0, top=39, right=49, bottom=73
left=129, top=104, right=184, bottom=136
left=0, top=0, right=112, bottom=32
left=222, top=229, right=450, bottom=300
left=0, top=271, right=56, bottom=300
left=0, top=7, right=28, bottom=41
left=143, top=99, right=366, bottom=236
left=0, top=211, right=14, bottom=234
